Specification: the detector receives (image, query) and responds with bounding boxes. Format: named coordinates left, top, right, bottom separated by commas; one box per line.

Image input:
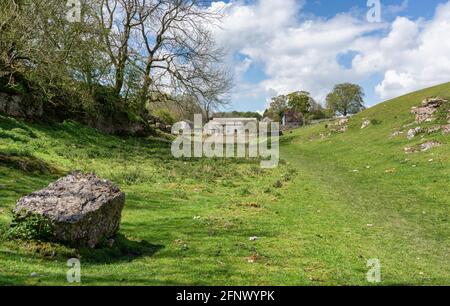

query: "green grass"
left=0, top=82, right=449, bottom=285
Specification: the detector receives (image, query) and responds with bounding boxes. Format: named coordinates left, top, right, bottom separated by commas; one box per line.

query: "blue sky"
left=210, top=0, right=450, bottom=112
left=303, top=0, right=444, bottom=19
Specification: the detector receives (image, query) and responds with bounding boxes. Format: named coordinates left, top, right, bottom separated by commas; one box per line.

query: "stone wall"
left=0, top=90, right=171, bottom=136
left=0, top=92, right=43, bottom=119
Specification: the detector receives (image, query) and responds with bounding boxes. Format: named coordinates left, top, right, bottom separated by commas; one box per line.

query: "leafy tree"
left=308, top=101, right=333, bottom=120
left=154, top=109, right=176, bottom=125
left=326, top=83, right=365, bottom=116
left=267, top=95, right=288, bottom=122
left=287, top=91, right=312, bottom=115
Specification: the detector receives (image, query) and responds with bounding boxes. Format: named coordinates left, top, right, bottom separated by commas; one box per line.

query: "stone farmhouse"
left=207, top=118, right=258, bottom=136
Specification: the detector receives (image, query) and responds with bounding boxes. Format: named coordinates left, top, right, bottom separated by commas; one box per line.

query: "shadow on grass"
left=0, top=151, right=62, bottom=175
left=0, top=233, right=164, bottom=268
left=75, top=234, right=164, bottom=265
left=0, top=271, right=200, bottom=286
left=0, top=115, right=37, bottom=137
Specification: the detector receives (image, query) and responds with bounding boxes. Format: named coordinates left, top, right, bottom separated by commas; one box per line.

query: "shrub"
left=273, top=180, right=283, bottom=188
left=153, top=109, right=176, bottom=125
left=370, top=119, right=382, bottom=125
left=8, top=210, right=53, bottom=241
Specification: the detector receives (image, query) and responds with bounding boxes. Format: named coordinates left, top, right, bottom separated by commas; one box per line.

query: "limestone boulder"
left=13, top=172, right=125, bottom=248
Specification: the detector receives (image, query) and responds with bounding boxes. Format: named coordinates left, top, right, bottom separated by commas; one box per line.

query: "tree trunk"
left=114, top=64, right=125, bottom=95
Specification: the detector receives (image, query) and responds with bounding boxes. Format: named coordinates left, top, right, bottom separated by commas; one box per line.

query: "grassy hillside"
left=0, top=83, right=449, bottom=285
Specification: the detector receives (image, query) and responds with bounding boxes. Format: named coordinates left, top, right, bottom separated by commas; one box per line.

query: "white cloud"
left=234, top=57, right=253, bottom=80
left=385, top=0, right=409, bottom=16
left=355, top=1, right=450, bottom=99
left=375, top=70, right=416, bottom=99
left=210, top=0, right=450, bottom=106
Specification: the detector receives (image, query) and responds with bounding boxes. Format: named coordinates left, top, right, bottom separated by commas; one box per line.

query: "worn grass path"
left=273, top=144, right=449, bottom=285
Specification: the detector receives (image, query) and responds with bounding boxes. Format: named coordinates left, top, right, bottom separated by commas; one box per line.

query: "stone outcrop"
left=407, top=127, right=422, bottom=140
left=0, top=92, right=43, bottom=119
left=0, top=90, right=171, bottom=136
left=400, top=97, right=448, bottom=153
left=13, top=172, right=125, bottom=248
left=85, top=112, right=171, bottom=136
left=410, top=97, right=448, bottom=123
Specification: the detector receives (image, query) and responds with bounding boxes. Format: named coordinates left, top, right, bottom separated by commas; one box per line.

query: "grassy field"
left=0, top=83, right=449, bottom=285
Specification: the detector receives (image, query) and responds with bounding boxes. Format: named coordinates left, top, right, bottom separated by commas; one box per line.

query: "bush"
left=370, top=119, right=382, bottom=125
left=153, top=109, right=176, bottom=125
left=8, top=210, right=53, bottom=241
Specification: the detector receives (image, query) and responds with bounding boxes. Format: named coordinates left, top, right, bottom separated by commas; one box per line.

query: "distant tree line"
left=264, top=83, right=365, bottom=125
left=0, top=0, right=231, bottom=127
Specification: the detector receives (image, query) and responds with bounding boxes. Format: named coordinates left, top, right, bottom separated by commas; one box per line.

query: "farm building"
left=207, top=118, right=258, bottom=135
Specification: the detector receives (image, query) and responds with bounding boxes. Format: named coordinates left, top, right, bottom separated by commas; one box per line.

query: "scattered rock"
left=405, top=141, right=441, bottom=154
left=361, top=119, right=371, bottom=129
left=338, top=118, right=349, bottom=125
left=330, top=118, right=349, bottom=133
left=420, top=141, right=441, bottom=152
left=319, top=132, right=331, bottom=139
left=13, top=171, right=125, bottom=248
left=427, top=126, right=442, bottom=134
left=391, top=130, right=403, bottom=137
left=407, top=127, right=422, bottom=140
left=404, top=146, right=416, bottom=154
left=30, top=272, right=39, bottom=277
left=338, top=126, right=347, bottom=133
left=442, top=124, right=450, bottom=135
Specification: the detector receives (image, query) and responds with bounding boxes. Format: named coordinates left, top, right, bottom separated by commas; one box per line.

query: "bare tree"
left=94, top=0, right=141, bottom=95
left=93, top=0, right=231, bottom=113
left=136, top=1, right=231, bottom=109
